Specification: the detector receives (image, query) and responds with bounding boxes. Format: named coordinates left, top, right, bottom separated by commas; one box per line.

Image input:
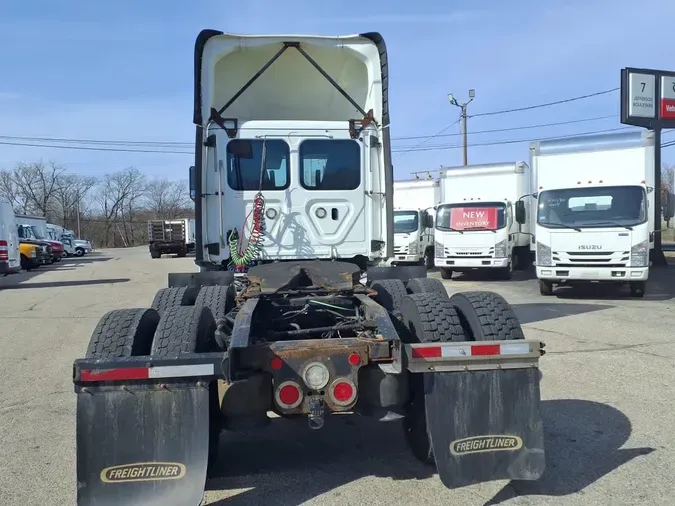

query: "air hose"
left=228, top=191, right=266, bottom=271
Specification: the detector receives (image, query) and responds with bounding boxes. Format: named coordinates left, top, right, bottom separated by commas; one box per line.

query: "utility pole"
left=448, top=89, right=475, bottom=165
left=76, top=193, right=81, bottom=238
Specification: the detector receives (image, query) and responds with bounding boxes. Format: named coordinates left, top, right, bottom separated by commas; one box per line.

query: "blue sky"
left=1, top=0, right=674, bottom=182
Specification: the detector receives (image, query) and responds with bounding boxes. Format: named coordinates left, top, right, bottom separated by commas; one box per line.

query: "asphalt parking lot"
left=0, top=247, right=673, bottom=506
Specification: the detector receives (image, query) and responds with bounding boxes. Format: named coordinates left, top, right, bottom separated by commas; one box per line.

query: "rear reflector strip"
left=410, top=342, right=532, bottom=359
left=80, top=363, right=214, bottom=382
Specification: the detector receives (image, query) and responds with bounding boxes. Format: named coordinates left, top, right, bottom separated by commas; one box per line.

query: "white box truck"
left=392, top=178, right=440, bottom=268
left=434, top=162, right=532, bottom=280
left=527, top=130, right=655, bottom=297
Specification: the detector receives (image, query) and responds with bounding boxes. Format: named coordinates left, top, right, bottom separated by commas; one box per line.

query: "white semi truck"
left=71, top=30, right=545, bottom=506
left=434, top=162, right=532, bottom=280
left=527, top=130, right=655, bottom=297
left=392, top=178, right=440, bottom=268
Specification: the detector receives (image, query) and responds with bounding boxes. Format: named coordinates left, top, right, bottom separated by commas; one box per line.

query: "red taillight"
left=348, top=353, right=361, bottom=366
left=270, top=357, right=283, bottom=370
left=330, top=379, right=357, bottom=406
left=275, top=380, right=303, bottom=409
left=0, top=240, right=7, bottom=261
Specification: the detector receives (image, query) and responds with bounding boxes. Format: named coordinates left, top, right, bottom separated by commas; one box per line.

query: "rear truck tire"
left=539, top=279, right=554, bottom=296
left=151, top=286, right=199, bottom=315
left=150, top=305, right=220, bottom=470
left=399, top=292, right=469, bottom=466
left=424, top=248, right=434, bottom=270
left=85, top=308, right=160, bottom=359
left=440, top=268, right=453, bottom=280
left=150, top=249, right=161, bottom=259
left=449, top=291, right=525, bottom=341
left=151, top=305, right=216, bottom=357
left=370, top=279, right=408, bottom=312
left=177, top=248, right=188, bottom=258
left=406, top=277, right=450, bottom=300
left=195, top=285, right=237, bottom=349
left=629, top=281, right=646, bottom=298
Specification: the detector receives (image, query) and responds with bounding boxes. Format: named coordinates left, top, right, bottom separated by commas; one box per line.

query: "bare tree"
left=0, top=170, right=29, bottom=212
left=663, top=163, right=674, bottom=193
left=94, top=167, right=146, bottom=246
left=53, top=174, right=98, bottom=228
left=9, top=161, right=66, bottom=217
left=145, top=178, right=190, bottom=219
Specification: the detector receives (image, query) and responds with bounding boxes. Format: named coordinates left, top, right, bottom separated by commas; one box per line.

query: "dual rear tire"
left=398, top=290, right=525, bottom=466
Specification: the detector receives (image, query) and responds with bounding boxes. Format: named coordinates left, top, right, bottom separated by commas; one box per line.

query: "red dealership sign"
left=450, top=207, right=498, bottom=230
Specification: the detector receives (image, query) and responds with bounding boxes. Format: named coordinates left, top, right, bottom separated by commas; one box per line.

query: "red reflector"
left=348, top=353, right=361, bottom=366
left=332, top=381, right=354, bottom=403
left=270, top=357, right=283, bottom=370
left=0, top=240, right=7, bottom=247
left=599, top=180, right=603, bottom=183
left=81, top=367, right=149, bottom=382
left=471, top=344, right=500, bottom=356
left=278, top=384, right=300, bottom=406
left=411, top=346, right=442, bottom=359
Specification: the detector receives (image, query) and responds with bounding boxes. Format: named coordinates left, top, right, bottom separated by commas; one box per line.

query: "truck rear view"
left=148, top=219, right=189, bottom=258
left=71, top=29, right=546, bottom=506
left=531, top=131, right=654, bottom=297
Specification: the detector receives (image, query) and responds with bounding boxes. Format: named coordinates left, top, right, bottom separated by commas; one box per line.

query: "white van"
left=0, top=199, right=21, bottom=275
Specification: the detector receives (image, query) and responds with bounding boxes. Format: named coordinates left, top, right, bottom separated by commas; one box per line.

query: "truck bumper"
left=435, top=257, right=509, bottom=269
left=536, top=266, right=649, bottom=282
left=392, top=254, right=420, bottom=263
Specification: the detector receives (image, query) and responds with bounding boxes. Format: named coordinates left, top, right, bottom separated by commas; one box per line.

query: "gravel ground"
left=0, top=247, right=673, bottom=506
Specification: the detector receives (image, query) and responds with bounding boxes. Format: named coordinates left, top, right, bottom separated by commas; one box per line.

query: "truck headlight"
left=536, top=242, right=552, bottom=267
left=630, top=240, right=648, bottom=267
left=494, top=239, right=507, bottom=258
left=435, top=241, right=444, bottom=258
left=30, top=249, right=36, bottom=258
left=408, top=241, right=418, bottom=254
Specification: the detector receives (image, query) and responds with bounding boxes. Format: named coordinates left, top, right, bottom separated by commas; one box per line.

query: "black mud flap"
left=76, top=383, right=211, bottom=506
left=425, top=368, right=545, bottom=488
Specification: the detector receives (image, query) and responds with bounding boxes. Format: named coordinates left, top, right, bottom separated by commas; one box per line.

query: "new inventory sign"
left=621, top=67, right=675, bottom=128
left=450, top=207, right=498, bottom=230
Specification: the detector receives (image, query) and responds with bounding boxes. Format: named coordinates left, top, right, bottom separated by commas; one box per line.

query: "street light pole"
left=448, top=89, right=475, bottom=166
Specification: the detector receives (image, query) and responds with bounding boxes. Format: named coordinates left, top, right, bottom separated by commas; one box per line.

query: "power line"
left=470, top=88, right=620, bottom=118
left=0, top=115, right=614, bottom=147
left=393, top=115, right=617, bottom=143
left=0, top=140, right=193, bottom=155
left=393, top=117, right=462, bottom=157
left=390, top=127, right=633, bottom=153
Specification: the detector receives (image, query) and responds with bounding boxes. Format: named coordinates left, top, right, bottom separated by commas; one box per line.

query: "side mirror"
left=425, top=213, right=434, bottom=229
left=189, top=166, right=196, bottom=201
left=515, top=200, right=526, bottom=224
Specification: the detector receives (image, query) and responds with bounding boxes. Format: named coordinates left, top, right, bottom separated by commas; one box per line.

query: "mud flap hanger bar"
left=209, top=41, right=376, bottom=139
left=404, top=340, right=545, bottom=373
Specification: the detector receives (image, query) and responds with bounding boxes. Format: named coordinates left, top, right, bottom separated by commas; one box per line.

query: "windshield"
left=436, top=202, right=507, bottom=231
left=31, top=226, right=45, bottom=239
left=393, top=211, right=419, bottom=234
left=537, top=185, right=647, bottom=229
left=18, top=225, right=35, bottom=239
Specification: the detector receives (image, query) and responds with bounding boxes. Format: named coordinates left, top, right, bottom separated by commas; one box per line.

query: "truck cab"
left=17, top=224, right=53, bottom=265
left=434, top=162, right=531, bottom=280
left=392, top=208, right=434, bottom=267
left=530, top=131, right=654, bottom=297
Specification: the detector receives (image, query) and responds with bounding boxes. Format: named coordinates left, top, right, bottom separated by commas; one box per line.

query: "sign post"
left=620, top=67, right=675, bottom=266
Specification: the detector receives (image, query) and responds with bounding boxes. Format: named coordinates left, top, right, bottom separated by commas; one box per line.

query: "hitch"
left=307, top=396, right=325, bottom=430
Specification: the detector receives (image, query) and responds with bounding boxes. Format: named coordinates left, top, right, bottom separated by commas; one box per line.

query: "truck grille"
left=443, top=247, right=494, bottom=259
left=394, top=245, right=408, bottom=254
left=552, top=251, right=630, bottom=268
